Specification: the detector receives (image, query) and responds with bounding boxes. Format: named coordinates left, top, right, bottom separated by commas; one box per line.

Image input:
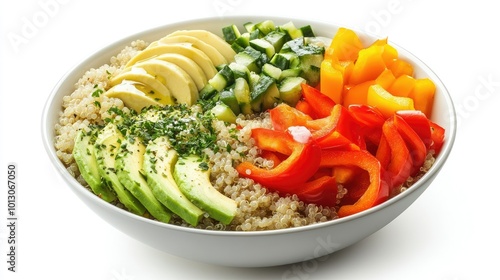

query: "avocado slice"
left=165, top=30, right=237, bottom=63
left=173, top=155, right=237, bottom=225
left=143, top=137, right=204, bottom=226
left=73, top=129, right=116, bottom=202
left=158, top=35, right=227, bottom=66
left=94, top=123, right=146, bottom=216
left=116, top=137, right=172, bottom=223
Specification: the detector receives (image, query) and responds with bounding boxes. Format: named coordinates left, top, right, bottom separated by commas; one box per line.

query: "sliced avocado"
left=103, top=80, right=168, bottom=112
left=166, top=30, right=237, bottom=63
left=158, top=35, right=227, bottom=66
left=133, top=59, right=199, bottom=105
left=116, top=138, right=172, bottom=223
left=173, top=155, right=237, bottom=225
left=125, top=43, right=218, bottom=80
left=109, top=68, right=173, bottom=102
left=94, top=123, right=146, bottom=215
left=143, top=137, right=204, bottom=226
left=155, top=53, right=208, bottom=91
left=73, top=129, right=116, bottom=202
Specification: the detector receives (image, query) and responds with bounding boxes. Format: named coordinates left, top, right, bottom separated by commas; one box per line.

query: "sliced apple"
left=104, top=81, right=171, bottom=112
left=125, top=43, right=217, bottom=79
left=154, top=53, right=207, bottom=91
left=166, top=30, right=236, bottom=63
left=133, top=59, right=198, bottom=105
left=157, top=35, right=227, bottom=66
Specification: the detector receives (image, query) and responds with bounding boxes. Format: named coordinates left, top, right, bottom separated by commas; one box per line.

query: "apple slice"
left=165, top=30, right=236, bottom=63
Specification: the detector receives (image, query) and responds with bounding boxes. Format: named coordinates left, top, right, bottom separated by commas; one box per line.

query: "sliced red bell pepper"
left=307, top=104, right=365, bottom=150
left=429, top=120, right=445, bottom=155
left=295, top=176, right=338, bottom=207
left=393, top=115, right=427, bottom=175
left=236, top=128, right=322, bottom=194
left=320, top=149, right=389, bottom=217
left=376, top=118, right=413, bottom=191
left=395, top=110, right=432, bottom=149
left=295, top=99, right=318, bottom=119
left=348, top=104, right=386, bottom=149
left=301, top=83, right=336, bottom=119
left=269, top=103, right=312, bottom=131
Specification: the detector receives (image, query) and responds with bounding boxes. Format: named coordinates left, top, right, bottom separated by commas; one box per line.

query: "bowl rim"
left=41, top=15, right=457, bottom=237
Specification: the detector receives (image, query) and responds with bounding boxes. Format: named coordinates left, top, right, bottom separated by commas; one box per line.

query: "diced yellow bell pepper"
left=366, top=84, right=414, bottom=118
left=388, top=74, right=416, bottom=97
left=320, top=59, right=344, bottom=104
left=348, top=45, right=386, bottom=85
left=325, top=27, right=364, bottom=62
left=410, top=78, right=436, bottom=117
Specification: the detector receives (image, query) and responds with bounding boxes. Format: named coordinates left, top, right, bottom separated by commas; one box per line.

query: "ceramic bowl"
left=41, top=16, right=456, bottom=267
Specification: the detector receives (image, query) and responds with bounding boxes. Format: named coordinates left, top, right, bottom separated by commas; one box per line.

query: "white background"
left=1, top=0, right=499, bottom=279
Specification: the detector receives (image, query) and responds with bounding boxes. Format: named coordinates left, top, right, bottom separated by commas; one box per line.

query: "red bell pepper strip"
left=376, top=118, right=413, bottom=191
left=235, top=128, right=322, bottom=194
left=295, top=176, right=338, bottom=207
left=320, top=149, right=389, bottom=217
left=269, top=103, right=312, bottom=131
left=308, top=104, right=366, bottom=150
left=393, top=115, right=427, bottom=175
left=301, top=83, right=336, bottom=119
left=429, top=120, right=445, bottom=155
left=348, top=104, right=385, bottom=148
left=395, top=110, right=432, bottom=149
left=295, top=99, right=318, bottom=119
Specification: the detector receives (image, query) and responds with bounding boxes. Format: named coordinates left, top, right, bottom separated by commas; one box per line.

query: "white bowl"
left=41, top=16, right=456, bottom=267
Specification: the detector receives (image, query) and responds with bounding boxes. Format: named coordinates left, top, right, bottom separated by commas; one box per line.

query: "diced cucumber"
left=270, top=52, right=299, bottom=70
left=199, top=83, right=217, bottom=100
left=222, top=24, right=241, bottom=44
left=243, top=22, right=256, bottom=32
left=234, top=32, right=250, bottom=48
left=299, top=25, right=315, bottom=37
left=233, top=77, right=252, bottom=114
left=254, top=20, right=275, bottom=35
left=220, top=89, right=241, bottom=115
left=262, top=82, right=280, bottom=110
left=279, top=68, right=302, bottom=80
left=249, top=38, right=275, bottom=59
left=230, top=42, right=245, bottom=53
left=211, top=103, right=237, bottom=123
left=228, top=62, right=250, bottom=81
left=262, top=63, right=282, bottom=80
left=249, top=29, right=261, bottom=40
left=208, top=64, right=234, bottom=92
left=280, top=21, right=303, bottom=39
left=250, top=74, right=275, bottom=112
left=234, top=46, right=262, bottom=73
left=278, top=76, right=306, bottom=106
left=264, top=30, right=289, bottom=53
left=299, top=53, right=323, bottom=86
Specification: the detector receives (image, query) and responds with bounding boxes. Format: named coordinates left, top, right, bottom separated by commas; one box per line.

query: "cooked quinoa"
left=54, top=39, right=343, bottom=231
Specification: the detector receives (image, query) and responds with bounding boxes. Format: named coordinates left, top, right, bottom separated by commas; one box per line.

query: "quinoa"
left=54, top=39, right=433, bottom=231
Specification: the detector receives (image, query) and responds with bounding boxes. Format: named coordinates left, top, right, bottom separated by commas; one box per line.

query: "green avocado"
left=173, top=155, right=237, bottom=225
left=94, top=123, right=146, bottom=216
left=143, top=137, right=204, bottom=226
left=73, top=129, right=116, bottom=202
left=115, top=137, right=172, bottom=223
